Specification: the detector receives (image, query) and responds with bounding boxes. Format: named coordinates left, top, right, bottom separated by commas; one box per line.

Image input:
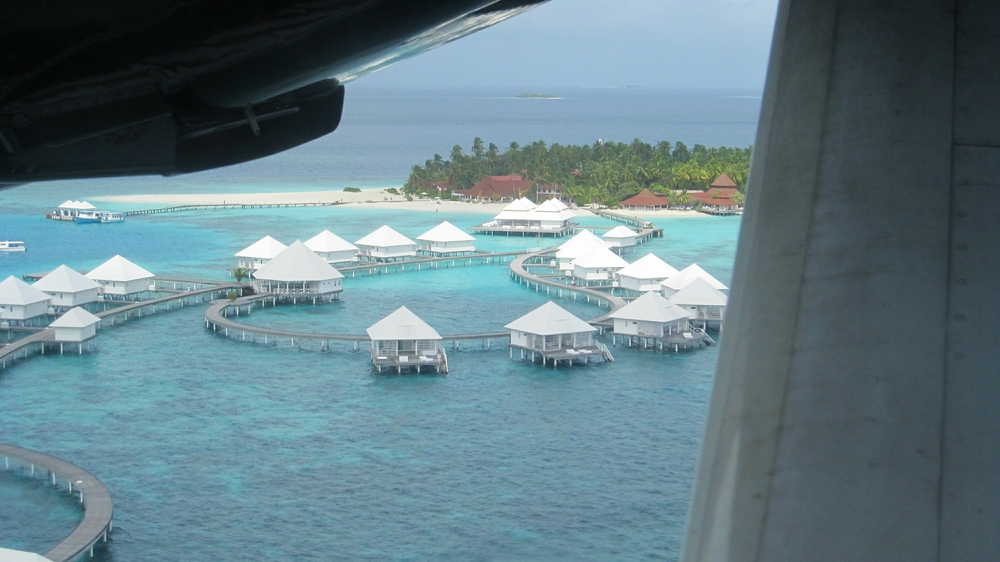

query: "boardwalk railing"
left=122, top=201, right=347, bottom=217
left=0, top=443, right=113, bottom=562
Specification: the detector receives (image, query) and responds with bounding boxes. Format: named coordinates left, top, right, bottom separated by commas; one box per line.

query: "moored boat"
left=0, top=241, right=26, bottom=252
left=75, top=210, right=103, bottom=223
left=100, top=212, right=125, bottom=223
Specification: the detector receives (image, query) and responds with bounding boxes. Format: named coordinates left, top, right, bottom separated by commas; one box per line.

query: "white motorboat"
left=0, top=241, right=26, bottom=252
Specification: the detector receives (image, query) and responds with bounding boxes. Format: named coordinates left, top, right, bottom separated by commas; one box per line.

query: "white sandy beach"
left=94, top=187, right=707, bottom=218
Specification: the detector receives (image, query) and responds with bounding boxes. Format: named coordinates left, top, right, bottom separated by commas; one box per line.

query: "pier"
left=121, top=201, right=347, bottom=217
left=0, top=442, right=113, bottom=562
left=593, top=209, right=656, bottom=230
left=508, top=249, right=628, bottom=324
left=338, top=250, right=525, bottom=277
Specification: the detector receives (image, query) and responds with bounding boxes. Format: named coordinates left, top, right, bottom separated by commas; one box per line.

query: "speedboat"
left=0, top=241, right=26, bottom=252
left=75, top=210, right=102, bottom=223
left=100, top=212, right=125, bottom=223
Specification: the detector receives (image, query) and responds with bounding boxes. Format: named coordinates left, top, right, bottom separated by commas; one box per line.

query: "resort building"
left=571, top=246, right=629, bottom=286
left=608, top=291, right=709, bottom=351
left=355, top=225, right=418, bottom=262
left=49, top=307, right=101, bottom=354
left=416, top=221, right=476, bottom=255
left=554, top=230, right=610, bottom=271
left=251, top=240, right=344, bottom=302
left=472, top=197, right=576, bottom=237
left=0, top=276, right=51, bottom=324
left=660, top=263, right=729, bottom=297
left=86, top=255, right=155, bottom=299
left=454, top=175, right=533, bottom=202
left=710, top=173, right=738, bottom=188
left=615, top=253, right=679, bottom=293
left=535, top=182, right=564, bottom=201
left=32, top=265, right=102, bottom=309
left=621, top=188, right=670, bottom=210
left=366, top=306, right=447, bottom=374
left=668, top=277, right=729, bottom=329
left=602, top=225, right=640, bottom=250
left=48, top=200, right=96, bottom=221
left=691, top=186, right=743, bottom=215
left=304, top=230, right=358, bottom=265
left=235, top=235, right=287, bottom=270
left=505, top=301, right=612, bottom=367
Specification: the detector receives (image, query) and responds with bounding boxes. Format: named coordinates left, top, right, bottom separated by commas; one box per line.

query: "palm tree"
left=472, top=137, right=485, bottom=159
left=233, top=268, right=250, bottom=283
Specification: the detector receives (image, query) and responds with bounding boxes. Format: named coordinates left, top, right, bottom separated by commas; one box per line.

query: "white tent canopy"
left=417, top=221, right=475, bottom=243
left=236, top=235, right=287, bottom=259
left=49, top=306, right=101, bottom=328
left=661, top=263, right=729, bottom=293
left=304, top=230, right=357, bottom=253
left=0, top=276, right=51, bottom=306
left=86, top=255, right=155, bottom=282
left=367, top=306, right=441, bottom=341
left=668, top=277, right=729, bottom=307
left=356, top=225, right=416, bottom=247
left=505, top=301, right=596, bottom=336
left=32, top=265, right=102, bottom=293
left=253, top=241, right=344, bottom=282
left=609, top=291, right=691, bottom=323
left=616, top=253, right=678, bottom=280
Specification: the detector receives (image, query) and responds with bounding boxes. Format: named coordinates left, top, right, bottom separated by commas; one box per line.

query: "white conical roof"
left=570, top=246, right=629, bottom=269
left=668, top=277, right=729, bottom=307
left=416, top=221, right=475, bottom=243
left=32, top=265, right=102, bottom=293
left=503, top=198, right=536, bottom=212
left=355, top=225, right=415, bottom=247
left=253, top=240, right=344, bottom=282
left=536, top=198, right=568, bottom=211
left=661, top=263, right=728, bottom=292
left=603, top=225, right=639, bottom=239
left=86, top=255, right=154, bottom=282
left=57, top=199, right=76, bottom=209
left=556, top=231, right=610, bottom=260
left=609, top=291, right=691, bottom=323
left=0, top=276, right=51, bottom=306
left=77, top=201, right=96, bottom=210
left=304, top=230, right=357, bottom=253
left=559, top=229, right=606, bottom=249
left=616, top=253, right=678, bottom=280
left=235, top=235, right=287, bottom=259
left=367, top=306, right=441, bottom=341
left=49, top=307, right=101, bottom=328
left=505, top=301, right=596, bottom=336
left=0, top=547, right=56, bottom=562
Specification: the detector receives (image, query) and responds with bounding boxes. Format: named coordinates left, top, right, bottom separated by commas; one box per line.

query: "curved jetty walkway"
left=508, top=249, right=627, bottom=324
left=0, top=443, right=113, bottom=562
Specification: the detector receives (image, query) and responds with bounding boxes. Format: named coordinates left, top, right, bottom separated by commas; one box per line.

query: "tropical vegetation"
left=404, top=138, right=751, bottom=206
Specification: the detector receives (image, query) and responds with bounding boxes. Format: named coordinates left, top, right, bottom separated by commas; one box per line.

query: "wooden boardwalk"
left=508, top=249, right=627, bottom=324
left=122, top=201, right=347, bottom=217
left=338, top=250, right=525, bottom=277
left=0, top=442, right=113, bottom=562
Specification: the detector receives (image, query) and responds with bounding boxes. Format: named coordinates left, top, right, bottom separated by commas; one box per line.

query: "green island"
left=516, top=92, right=559, bottom=99
left=405, top=138, right=751, bottom=206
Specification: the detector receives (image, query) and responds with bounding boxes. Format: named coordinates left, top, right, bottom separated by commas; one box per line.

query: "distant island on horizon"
left=515, top=92, right=559, bottom=99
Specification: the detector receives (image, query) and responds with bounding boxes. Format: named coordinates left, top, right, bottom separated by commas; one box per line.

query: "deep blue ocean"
left=0, top=86, right=757, bottom=561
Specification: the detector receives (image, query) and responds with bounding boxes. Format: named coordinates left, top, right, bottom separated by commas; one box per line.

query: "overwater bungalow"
left=355, top=225, right=418, bottom=262
left=608, top=291, right=711, bottom=351
left=0, top=276, right=51, bottom=325
left=366, top=306, right=448, bottom=374
left=505, top=301, right=613, bottom=368
left=235, top=235, right=287, bottom=270
left=660, top=263, right=729, bottom=297
left=86, top=255, right=155, bottom=300
left=32, top=265, right=102, bottom=309
left=570, top=246, right=629, bottom=286
left=615, top=253, right=679, bottom=293
left=49, top=307, right=101, bottom=354
left=416, top=221, right=476, bottom=255
left=602, top=225, right=640, bottom=250
left=554, top=230, right=610, bottom=271
left=668, top=277, right=729, bottom=329
left=251, top=240, right=344, bottom=303
left=472, top=196, right=576, bottom=237
left=304, top=230, right=358, bottom=265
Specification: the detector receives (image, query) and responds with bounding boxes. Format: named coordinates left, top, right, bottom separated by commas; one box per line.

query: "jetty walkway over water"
left=508, top=249, right=627, bottom=324
left=122, top=201, right=347, bottom=217
left=1, top=442, right=113, bottom=562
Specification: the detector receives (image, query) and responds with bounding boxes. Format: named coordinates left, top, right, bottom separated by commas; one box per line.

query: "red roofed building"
left=710, top=173, right=738, bottom=188
left=691, top=186, right=743, bottom=215
left=455, top=175, right=534, bottom=202
left=621, top=188, right=670, bottom=210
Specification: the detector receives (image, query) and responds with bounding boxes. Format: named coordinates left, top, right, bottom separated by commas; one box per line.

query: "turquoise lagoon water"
left=0, top=86, right=752, bottom=560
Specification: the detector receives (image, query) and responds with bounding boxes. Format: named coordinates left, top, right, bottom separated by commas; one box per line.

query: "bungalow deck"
left=469, top=223, right=575, bottom=237
left=371, top=350, right=448, bottom=374
left=509, top=342, right=615, bottom=368
left=612, top=329, right=716, bottom=352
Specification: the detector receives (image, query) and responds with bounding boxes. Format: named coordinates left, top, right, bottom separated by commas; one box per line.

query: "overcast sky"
left=359, top=0, right=780, bottom=90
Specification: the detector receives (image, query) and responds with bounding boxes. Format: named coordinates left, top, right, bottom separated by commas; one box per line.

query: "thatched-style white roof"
left=49, top=307, right=101, bottom=328
left=603, top=225, right=639, bottom=240
left=503, top=197, right=537, bottom=211
left=367, top=306, right=441, bottom=341
left=416, top=221, right=475, bottom=243
left=669, top=277, right=729, bottom=307
left=304, top=230, right=357, bottom=253
left=571, top=246, right=629, bottom=269
left=57, top=199, right=77, bottom=209
left=536, top=198, right=569, bottom=211
left=32, top=265, right=102, bottom=293
left=558, top=229, right=606, bottom=249
left=355, top=225, right=415, bottom=247
left=0, top=276, right=51, bottom=306
left=86, top=255, right=154, bottom=282
left=235, top=235, right=287, bottom=259
left=616, top=253, right=678, bottom=279
left=609, top=291, right=691, bottom=323
left=253, top=241, right=344, bottom=282
left=78, top=201, right=96, bottom=210
left=661, top=264, right=728, bottom=292
left=505, top=301, right=596, bottom=336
